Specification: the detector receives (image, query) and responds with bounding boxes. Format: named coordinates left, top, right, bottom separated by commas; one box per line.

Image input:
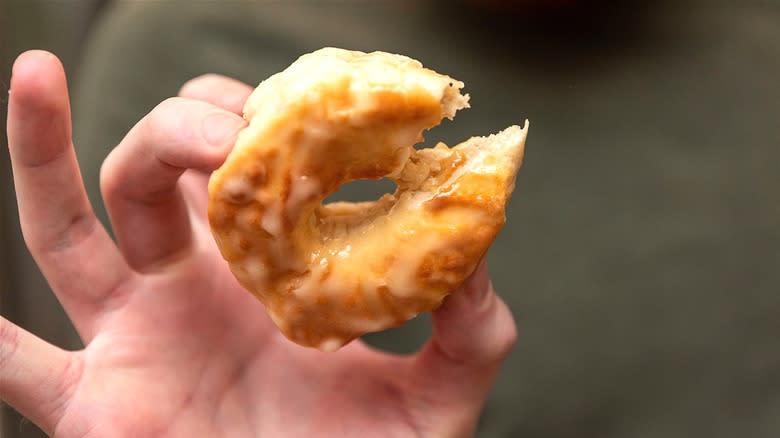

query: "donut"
left=208, top=48, right=528, bottom=351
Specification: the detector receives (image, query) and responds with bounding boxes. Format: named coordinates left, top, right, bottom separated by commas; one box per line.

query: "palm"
left=56, top=193, right=416, bottom=437
left=2, top=51, right=516, bottom=438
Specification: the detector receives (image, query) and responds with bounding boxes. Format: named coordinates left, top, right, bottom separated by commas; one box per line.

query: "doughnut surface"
left=208, top=48, right=527, bottom=350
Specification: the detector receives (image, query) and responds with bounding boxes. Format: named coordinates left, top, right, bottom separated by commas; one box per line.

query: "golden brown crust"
left=208, top=48, right=527, bottom=350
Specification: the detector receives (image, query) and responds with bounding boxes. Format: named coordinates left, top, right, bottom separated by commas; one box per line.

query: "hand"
left=1, top=51, right=517, bottom=438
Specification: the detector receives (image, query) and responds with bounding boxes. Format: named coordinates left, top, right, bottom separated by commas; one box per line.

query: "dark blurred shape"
left=446, top=0, right=672, bottom=75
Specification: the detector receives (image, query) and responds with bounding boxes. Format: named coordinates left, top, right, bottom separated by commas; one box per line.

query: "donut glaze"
left=208, top=48, right=527, bottom=350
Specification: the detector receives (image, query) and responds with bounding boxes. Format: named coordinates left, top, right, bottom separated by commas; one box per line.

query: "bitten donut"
left=208, top=48, right=528, bottom=351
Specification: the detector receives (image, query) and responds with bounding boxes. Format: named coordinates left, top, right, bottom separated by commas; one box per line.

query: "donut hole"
left=323, top=177, right=397, bottom=204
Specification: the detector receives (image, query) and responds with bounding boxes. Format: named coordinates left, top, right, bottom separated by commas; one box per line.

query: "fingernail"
left=202, top=111, right=246, bottom=147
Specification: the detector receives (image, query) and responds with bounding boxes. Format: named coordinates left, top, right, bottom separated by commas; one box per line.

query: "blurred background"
left=1, top=1, right=779, bottom=437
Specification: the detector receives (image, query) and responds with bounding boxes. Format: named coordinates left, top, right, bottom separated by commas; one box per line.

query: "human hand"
left=1, top=51, right=517, bottom=437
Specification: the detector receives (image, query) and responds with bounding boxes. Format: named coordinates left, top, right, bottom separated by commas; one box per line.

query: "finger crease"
left=18, top=140, right=73, bottom=169
left=125, top=186, right=181, bottom=206
left=36, top=211, right=97, bottom=256
left=47, top=354, right=84, bottom=434
left=0, top=319, right=21, bottom=372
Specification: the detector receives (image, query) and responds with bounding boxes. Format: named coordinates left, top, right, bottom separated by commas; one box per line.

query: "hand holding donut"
left=2, top=50, right=519, bottom=437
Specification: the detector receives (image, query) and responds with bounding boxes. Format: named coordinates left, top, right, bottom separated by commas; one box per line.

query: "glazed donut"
left=208, top=48, right=527, bottom=351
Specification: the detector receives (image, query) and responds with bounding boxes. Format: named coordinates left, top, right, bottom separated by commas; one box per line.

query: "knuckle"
left=145, top=97, right=198, bottom=147
left=490, top=301, right=518, bottom=361
left=497, top=319, right=519, bottom=359
left=147, top=96, right=189, bottom=133
left=99, top=148, right=124, bottom=197
left=98, top=144, right=157, bottom=205
left=99, top=97, right=208, bottom=203
left=25, top=211, right=97, bottom=256
left=137, top=98, right=204, bottom=168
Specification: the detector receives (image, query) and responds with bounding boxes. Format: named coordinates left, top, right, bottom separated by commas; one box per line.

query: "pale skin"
left=1, top=51, right=518, bottom=437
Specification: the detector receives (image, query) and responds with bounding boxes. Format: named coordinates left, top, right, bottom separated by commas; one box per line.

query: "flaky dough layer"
left=208, top=48, right=527, bottom=351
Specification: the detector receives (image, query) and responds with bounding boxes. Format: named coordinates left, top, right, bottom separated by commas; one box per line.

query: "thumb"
left=431, top=259, right=517, bottom=365
left=408, top=260, right=518, bottom=436
left=414, top=259, right=518, bottom=387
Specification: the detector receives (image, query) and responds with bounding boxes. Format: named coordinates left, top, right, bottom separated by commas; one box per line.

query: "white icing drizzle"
left=385, top=235, right=441, bottom=298
left=242, top=256, right=268, bottom=282
left=261, top=203, right=284, bottom=236
left=287, top=175, right=321, bottom=220
left=318, top=338, right=344, bottom=352
left=335, top=245, right=352, bottom=258
left=221, top=176, right=255, bottom=203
